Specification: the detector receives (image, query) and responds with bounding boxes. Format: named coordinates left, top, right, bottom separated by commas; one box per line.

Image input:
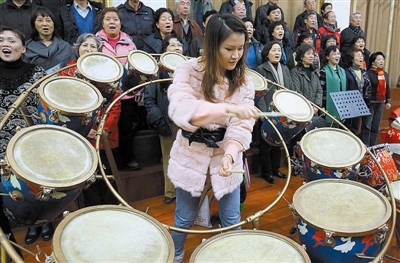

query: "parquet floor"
left=8, top=171, right=400, bottom=262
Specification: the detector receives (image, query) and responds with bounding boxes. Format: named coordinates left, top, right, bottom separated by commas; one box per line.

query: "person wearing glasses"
left=219, top=0, right=253, bottom=20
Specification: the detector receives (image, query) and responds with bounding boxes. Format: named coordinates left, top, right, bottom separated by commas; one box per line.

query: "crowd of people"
left=0, top=0, right=396, bottom=262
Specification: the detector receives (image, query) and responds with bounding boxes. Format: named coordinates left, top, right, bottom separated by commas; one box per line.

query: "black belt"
left=181, top=128, right=226, bottom=148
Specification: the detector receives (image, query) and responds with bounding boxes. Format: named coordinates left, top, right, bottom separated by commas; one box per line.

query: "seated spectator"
left=232, top=3, right=246, bottom=19
left=117, top=0, right=155, bottom=51
left=219, top=0, right=252, bottom=20
left=58, top=0, right=103, bottom=44
left=188, top=9, right=216, bottom=57
left=23, top=6, right=73, bottom=73
left=293, top=0, right=323, bottom=31
left=242, top=18, right=263, bottom=69
left=0, top=0, right=38, bottom=38
left=269, top=21, right=294, bottom=69
left=340, top=12, right=365, bottom=55
left=316, top=11, right=340, bottom=54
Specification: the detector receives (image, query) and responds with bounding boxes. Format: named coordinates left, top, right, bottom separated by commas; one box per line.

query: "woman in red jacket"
left=316, top=11, right=340, bottom=54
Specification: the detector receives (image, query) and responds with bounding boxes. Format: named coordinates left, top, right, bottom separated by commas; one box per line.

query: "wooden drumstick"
left=226, top=112, right=286, bottom=118
left=225, top=169, right=245, bottom=174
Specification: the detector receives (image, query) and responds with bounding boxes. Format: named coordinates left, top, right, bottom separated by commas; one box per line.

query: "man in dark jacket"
left=219, top=0, right=253, bottom=20
left=0, top=0, right=38, bottom=38
left=293, top=0, right=323, bottom=31
left=58, top=0, right=103, bottom=44
left=254, top=0, right=284, bottom=30
left=173, top=0, right=202, bottom=45
left=118, top=0, right=154, bottom=51
left=340, top=12, right=365, bottom=56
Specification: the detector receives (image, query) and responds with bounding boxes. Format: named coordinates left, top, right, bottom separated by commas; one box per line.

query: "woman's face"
left=352, top=51, right=364, bottom=67
left=267, top=43, right=281, bottom=63
left=156, top=12, right=173, bottom=36
left=372, top=55, right=385, bottom=69
left=353, top=38, right=365, bottom=51
left=325, top=38, right=337, bottom=48
left=218, top=33, right=245, bottom=71
left=102, top=11, right=121, bottom=38
left=325, top=12, right=336, bottom=26
left=34, top=15, right=54, bottom=39
left=327, top=48, right=341, bottom=66
left=78, top=37, right=98, bottom=56
left=0, top=30, right=26, bottom=63
left=302, top=37, right=313, bottom=45
left=302, top=48, right=315, bottom=66
left=165, top=37, right=183, bottom=54
left=271, top=25, right=284, bottom=41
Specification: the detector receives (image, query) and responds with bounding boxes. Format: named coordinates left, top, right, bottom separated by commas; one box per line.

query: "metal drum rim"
left=292, top=179, right=392, bottom=236
left=127, top=50, right=159, bottom=75
left=189, top=229, right=311, bottom=263
left=76, top=51, right=124, bottom=83
left=51, top=205, right=174, bottom=263
left=38, top=76, right=104, bottom=115
left=299, top=127, right=367, bottom=169
left=272, top=89, right=314, bottom=122
left=246, top=69, right=268, bottom=92
left=159, top=51, right=188, bottom=72
left=5, top=125, right=98, bottom=189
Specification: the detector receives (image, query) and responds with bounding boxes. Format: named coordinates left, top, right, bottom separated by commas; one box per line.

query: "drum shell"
left=386, top=181, right=400, bottom=248
left=126, top=50, right=159, bottom=89
left=261, top=116, right=306, bottom=146
left=387, top=119, right=400, bottom=144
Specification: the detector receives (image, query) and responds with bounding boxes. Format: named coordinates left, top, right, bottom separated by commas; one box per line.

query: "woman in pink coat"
left=168, top=14, right=258, bottom=262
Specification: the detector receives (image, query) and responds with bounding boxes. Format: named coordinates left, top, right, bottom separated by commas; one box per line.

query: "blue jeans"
left=361, top=103, right=384, bottom=146
left=171, top=186, right=241, bottom=256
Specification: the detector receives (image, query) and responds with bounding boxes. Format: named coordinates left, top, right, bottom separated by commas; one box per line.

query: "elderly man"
left=340, top=12, right=365, bottom=55
left=219, top=0, right=252, bottom=20
left=58, top=0, right=103, bottom=44
left=232, top=3, right=246, bottom=19
left=0, top=0, right=38, bottom=37
left=292, top=11, right=319, bottom=48
left=117, top=0, right=154, bottom=50
left=173, top=0, right=202, bottom=45
left=254, top=0, right=284, bottom=30
left=293, top=0, right=323, bottom=31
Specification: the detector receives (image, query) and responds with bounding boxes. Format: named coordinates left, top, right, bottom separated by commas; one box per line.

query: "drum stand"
left=329, top=90, right=370, bottom=125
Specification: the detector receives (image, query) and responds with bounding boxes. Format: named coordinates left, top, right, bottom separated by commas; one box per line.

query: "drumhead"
left=293, top=179, right=391, bottom=236
left=389, top=180, right=400, bottom=204
left=52, top=205, right=174, bottom=263
left=128, top=50, right=159, bottom=75
left=300, top=128, right=366, bottom=168
left=391, top=119, right=400, bottom=130
left=273, top=90, right=313, bottom=122
left=246, top=69, right=267, bottom=92
left=77, top=52, right=123, bottom=83
left=388, top=143, right=400, bottom=155
left=38, top=77, right=103, bottom=114
left=6, top=125, right=97, bottom=189
left=159, top=52, right=187, bottom=72
left=190, top=230, right=310, bottom=263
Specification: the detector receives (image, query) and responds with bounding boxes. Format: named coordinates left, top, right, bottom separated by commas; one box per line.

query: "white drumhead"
left=246, top=69, right=267, bottom=91
left=388, top=143, right=400, bottom=155
left=6, top=125, right=97, bottom=188
left=190, top=230, right=310, bottom=263
left=39, top=77, right=103, bottom=113
left=128, top=50, right=158, bottom=75
left=273, top=90, right=313, bottom=122
left=293, top=179, right=391, bottom=235
left=389, top=180, right=400, bottom=203
left=77, top=52, right=123, bottom=82
left=53, top=205, right=173, bottom=263
left=160, top=52, right=187, bottom=72
left=391, top=119, right=400, bottom=130
left=300, top=128, right=366, bottom=168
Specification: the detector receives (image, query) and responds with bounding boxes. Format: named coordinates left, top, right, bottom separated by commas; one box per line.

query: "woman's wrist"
left=222, top=154, right=233, bottom=164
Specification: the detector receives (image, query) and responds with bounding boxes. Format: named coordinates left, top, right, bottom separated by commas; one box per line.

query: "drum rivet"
left=63, top=211, right=70, bottom=218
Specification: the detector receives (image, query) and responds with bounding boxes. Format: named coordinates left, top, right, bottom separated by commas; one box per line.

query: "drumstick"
left=225, top=169, right=245, bottom=174
left=227, top=112, right=286, bottom=118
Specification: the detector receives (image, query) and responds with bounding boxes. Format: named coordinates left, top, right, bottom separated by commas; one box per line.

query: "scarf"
left=324, top=64, right=346, bottom=123
left=371, top=66, right=386, bottom=102
left=267, top=61, right=285, bottom=86
left=279, top=41, right=287, bottom=65
left=349, top=24, right=362, bottom=36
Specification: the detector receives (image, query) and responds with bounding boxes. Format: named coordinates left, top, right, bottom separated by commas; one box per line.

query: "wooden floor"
left=8, top=170, right=400, bottom=262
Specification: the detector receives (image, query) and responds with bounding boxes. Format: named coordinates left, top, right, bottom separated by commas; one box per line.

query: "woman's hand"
left=226, top=104, right=258, bottom=119
left=219, top=154, right=233, bottom=177
left=87, top=129, right=97, bottom=139
left=386, top=103, right=391, bottom=110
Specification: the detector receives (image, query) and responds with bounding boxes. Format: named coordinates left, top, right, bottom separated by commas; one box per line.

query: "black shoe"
left=127, top=160, right=140, bottom=171
left=261, top=174, right=275, bottom=184
left=25, top=226, right=40, bottom=244
left=164, top=196, right=176, bottom=204
left=273, top=171, right=287, bottom=179
left=40, top=223, right=54, bottom=241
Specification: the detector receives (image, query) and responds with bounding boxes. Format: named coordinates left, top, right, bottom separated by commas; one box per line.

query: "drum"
left=76, top=52, right=124, bottom=99
left=190, top=230, right=310, bottom=263
left=387, top=118, right=400, bottom=144
left=37, top=76, right=104, bottom=137
left=261, top=89, right=313, bottom=146
left=50, top=205, right=174, bottom=262
left=359, top=143, right=399, bottom=189
left=388, top=143, right=400, bottom=171
left=127, top=50, right=159, bottom=87
left=293, top=179, right=391, bottom=263
left=159, top=51, right=187, bottom=79
left=1, top=125, right=97, bottom=226
left=246, top=69, right=268, bottom=105
left=300, top=128, right=366, bottom=181
left=385, top=180, right=400, bottom=248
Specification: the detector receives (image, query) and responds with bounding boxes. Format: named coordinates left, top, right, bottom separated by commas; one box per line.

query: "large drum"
left=50, top=205, right=174, bottom=262
left=293, top=179, right=391, bottom=263
left=37, top=76, right=104, bottom=137
left=387, top=118, right=400, bottom=144
left=247, top=69, right=268, bottom=105
left=76, top=51, right=124, bottom=101
left=299, top=128, right=366, bottom=181
left=359, top=143, right=399, bottom=189
left=159, top=51, right=187, bottom=79
left=388, top=143, right=400, bottom=171
left=261, top=89, right=313, bottom=146
left=386, top=180, right=400, bottom=248
left=190, top=230, right=310, bottom=263
left=1, top=125, right=97, bottom=226
left=126, top=50, right=159, bottom=88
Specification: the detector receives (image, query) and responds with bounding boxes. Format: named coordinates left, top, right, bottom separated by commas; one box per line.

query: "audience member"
left=117, top=0, right=155, bottom=50
left=269, top=21, right=294, bottom=69
left=58, top=0, right=103, bottom=44
left=316, top=11, right=340, bottom=54
left=189, top=0, right=214, bottom=32
left=232, top=3, right=246, bottom=19
left=293, top=0, right=323, bottom=31
left=173, top=0, right=202, bottom=45
left=292, top=11, right=319, bottom=49
left=255, top=5, right=290, bottom=46
left=254, top=0, right=284, bottom=30
left=319, top=34, right=337, bottom=56
left=361, top=52, right=391, bottom=146
left=23, top=7, right=73, bottom=73
left=0, top=0, right=39, bottom=38
left=320, top=2, right=332, bottom=16
left=293, top=32, right=319, bottom=68
left=188, top=9, right=216, bottom=57
left=341, top=36, right=369, bottom=69
left=340, top=12, right=365, bottom=55
left=219, top=0, right=253, bottom=20
left=242, top=18, right=263, bottom=69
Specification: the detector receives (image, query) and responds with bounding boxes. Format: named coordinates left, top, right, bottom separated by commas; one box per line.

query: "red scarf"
left=371, top=67, right=386, bottom=102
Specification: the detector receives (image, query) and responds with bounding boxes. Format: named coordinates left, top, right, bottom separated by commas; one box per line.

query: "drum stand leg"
left=19, top=104, right=34, bottom=127
left=101, top=130, right=128, bottom=201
